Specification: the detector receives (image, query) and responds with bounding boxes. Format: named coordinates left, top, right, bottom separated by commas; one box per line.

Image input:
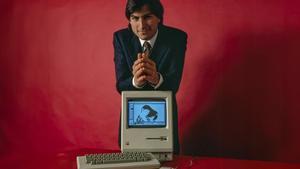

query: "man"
left=113, top=0, right=187, bottom=154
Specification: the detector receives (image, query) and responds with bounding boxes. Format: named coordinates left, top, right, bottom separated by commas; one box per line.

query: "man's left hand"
left=141, top=53, right=160, bottom=85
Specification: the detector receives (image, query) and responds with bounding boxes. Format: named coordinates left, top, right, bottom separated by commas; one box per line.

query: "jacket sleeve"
left=156, top=32, right=188, bottom=94
left=113, top=32, right=137, bottom=94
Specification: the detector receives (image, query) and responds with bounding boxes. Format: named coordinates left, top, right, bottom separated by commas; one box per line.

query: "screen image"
left=128, top=99, right=166, bottom=128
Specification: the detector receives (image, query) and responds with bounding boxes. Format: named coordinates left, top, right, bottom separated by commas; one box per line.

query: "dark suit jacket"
left=113, top=25, right=187, bottom=154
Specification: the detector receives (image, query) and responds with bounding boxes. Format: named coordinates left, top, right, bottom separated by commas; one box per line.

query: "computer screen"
left=128, top=99, right=166, bottom=128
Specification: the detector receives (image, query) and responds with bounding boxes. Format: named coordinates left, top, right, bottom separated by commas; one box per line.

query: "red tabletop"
left=1, top=149, right=299, bottom=169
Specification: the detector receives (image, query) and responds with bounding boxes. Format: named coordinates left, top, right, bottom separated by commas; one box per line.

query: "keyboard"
left=76, top=152, right=160, bottom=169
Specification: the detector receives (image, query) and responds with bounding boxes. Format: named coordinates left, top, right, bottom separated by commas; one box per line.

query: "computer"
left=77, top=91, right=173, bottom=169
left=121, top=91, right=173, bottom=161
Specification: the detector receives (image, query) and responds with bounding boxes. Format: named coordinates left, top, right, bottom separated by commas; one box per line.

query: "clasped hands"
left=132, top=53, right=159, bottom=87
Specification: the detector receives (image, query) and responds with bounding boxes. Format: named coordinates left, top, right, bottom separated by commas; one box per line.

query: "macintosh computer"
left=77, top=91, right=173, bottom=169
left=121, top=91, right=173, bottom=161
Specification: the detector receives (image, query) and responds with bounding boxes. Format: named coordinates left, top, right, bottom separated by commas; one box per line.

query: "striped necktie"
left=143, top=41, right=152, bottom=57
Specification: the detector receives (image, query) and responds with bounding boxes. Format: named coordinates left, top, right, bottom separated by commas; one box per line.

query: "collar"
left=139, top=29, right=158, bottom=48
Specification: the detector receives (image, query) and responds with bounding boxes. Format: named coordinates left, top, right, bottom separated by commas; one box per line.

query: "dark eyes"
left=130, top=15, right=153, bottom=21
left=130, top=16, right=139, bottom=21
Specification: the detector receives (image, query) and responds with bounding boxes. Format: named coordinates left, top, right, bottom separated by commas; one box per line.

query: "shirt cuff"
left=151, top=73, right=164, bottom=89
left=132, top=77, right=144, bottom=89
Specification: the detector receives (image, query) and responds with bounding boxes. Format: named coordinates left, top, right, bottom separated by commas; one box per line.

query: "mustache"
left=138, top=28, right=151, bottom=32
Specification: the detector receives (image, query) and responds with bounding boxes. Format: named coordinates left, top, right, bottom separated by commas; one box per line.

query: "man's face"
left=129, top=5, right=161, bottom=40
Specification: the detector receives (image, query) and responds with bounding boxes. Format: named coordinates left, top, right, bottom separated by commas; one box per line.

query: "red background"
left=1, top=0, right=300, bottom=163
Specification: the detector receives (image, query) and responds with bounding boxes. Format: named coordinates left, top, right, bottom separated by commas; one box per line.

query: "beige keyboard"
left=77, top=152, right=160, bottom=169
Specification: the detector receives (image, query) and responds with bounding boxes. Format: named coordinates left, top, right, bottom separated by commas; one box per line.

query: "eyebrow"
left=130, top=12, right=153, bottom=18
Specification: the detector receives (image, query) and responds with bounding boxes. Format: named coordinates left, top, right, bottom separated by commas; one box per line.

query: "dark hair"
left=125, top=0, right=164, bottom=25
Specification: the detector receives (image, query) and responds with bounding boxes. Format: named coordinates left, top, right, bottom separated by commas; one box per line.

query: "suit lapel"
left=128, top=34, right=142, bottom=64
left=150, top=26, right=169, bottom=65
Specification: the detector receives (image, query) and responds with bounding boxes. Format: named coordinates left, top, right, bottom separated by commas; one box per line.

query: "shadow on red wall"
left=182, top=30, right=300, bottom=162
